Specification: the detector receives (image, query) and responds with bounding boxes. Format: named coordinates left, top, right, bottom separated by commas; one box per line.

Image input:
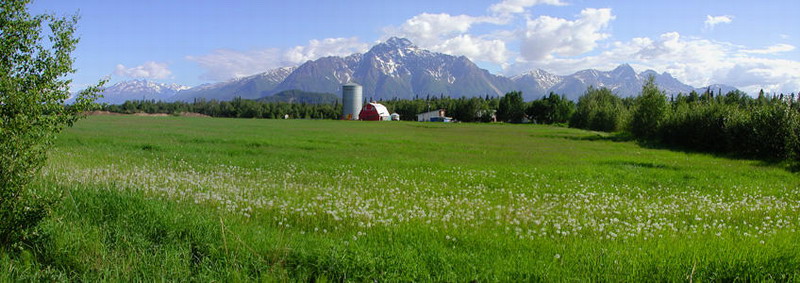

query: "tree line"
left=105, top=98, right=342, bottom=119
left=568, top=77, right=800, bottom=164
left=101, top=92, right=576, bottom=124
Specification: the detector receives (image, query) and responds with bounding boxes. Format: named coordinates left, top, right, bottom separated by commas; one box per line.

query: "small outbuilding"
left=390, top=113, right=401, bottom=121
left=416, top=109, right=451, bottom=122
left=359, top=102, right=391, bottom=121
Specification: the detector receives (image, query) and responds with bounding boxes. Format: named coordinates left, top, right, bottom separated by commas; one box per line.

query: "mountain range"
left=94, top=37, right=737, bottom=104
left=93, top=80, right=190, bottom=104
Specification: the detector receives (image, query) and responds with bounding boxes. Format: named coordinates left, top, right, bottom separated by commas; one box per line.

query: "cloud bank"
left=114, top=61, right=172, bottom=80
left=186, top=37, right=368, bottom=81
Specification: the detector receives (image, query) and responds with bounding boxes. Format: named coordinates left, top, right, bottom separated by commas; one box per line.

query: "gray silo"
left=341, top=83, right=363, bottom=120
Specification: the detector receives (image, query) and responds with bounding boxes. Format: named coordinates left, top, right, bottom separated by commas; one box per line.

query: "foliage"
left=644, top=89, right=800, bottom=163
left=526, top=92, right=575, bottom=124
left=0, top=0, right=101, bottom=249
left=497, top=91, right=526, bottom=123
left=106, top=98, right=341, bottom=119
left=569, top=87, right=628, bottom=132
left=630, top=75, right=668, bottom=140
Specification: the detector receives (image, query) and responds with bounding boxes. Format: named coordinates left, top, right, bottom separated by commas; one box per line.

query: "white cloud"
left=510, top=30, right=800, bottom=94
left=742, top=43, right=796, bottom=54
left=187, top=37, right=368, bottom=81
left=186, top=48, right=284, bottom=81
left=284, top=37, right=369, bottom=64
left=385, top=13, right=510, bottom=65
left=719, top=57, right=800, bottom=94
left=113, top=61, right=172, bottom=80
left=519, top=8, right=614, bottom=61
left=489, top=0, right=568, bottom=16
left=432, top=35, right=510, bottom=65
left=389, top=13, right=485, bottom=42
left=704, top=15, right=733, bottom=30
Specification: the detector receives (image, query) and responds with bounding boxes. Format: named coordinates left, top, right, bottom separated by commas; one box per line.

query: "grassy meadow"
left=4, top=115, right=800, bottom=281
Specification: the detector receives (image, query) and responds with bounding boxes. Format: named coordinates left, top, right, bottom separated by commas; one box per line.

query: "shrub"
left=0, top=0, right=101, bottom=249
left=570, top=87, right=628, bottom=132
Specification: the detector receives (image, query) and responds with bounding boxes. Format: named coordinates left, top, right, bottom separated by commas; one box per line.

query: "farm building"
left=341, top=83, right=363, bottom=120
left=390, top=113, right=401, bottom=121
left=359, top=102, right=391, bottom=121
left=416, top=109, right=452, bottom=122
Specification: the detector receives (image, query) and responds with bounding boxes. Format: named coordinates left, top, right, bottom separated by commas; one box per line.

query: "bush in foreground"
left=0, top=0, right=101, bottom=249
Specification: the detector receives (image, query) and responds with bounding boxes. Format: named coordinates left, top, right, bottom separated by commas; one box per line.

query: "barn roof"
left=365, top=103, right=390, bottom=116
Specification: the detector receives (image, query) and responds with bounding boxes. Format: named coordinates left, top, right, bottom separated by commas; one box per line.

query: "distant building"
left=477, top=109, right=497, bottom=122
left=359, top=102, right=391, bottom=121
left=390, top=113, right=401, bottom=121
left=416, top=109, right=451, bottom=122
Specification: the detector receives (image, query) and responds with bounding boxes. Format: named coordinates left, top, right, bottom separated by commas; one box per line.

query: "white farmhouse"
left=416, top=109, right=447, bottom=122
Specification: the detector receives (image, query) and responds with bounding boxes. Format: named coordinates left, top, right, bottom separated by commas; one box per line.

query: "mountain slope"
left=273, top=37, right=513, bottom=100
left=170, top=67, right=295, bottom=101
left=545, top=64, right=698, bottom=100
left=257, top=89, right=339, bottom=104
left=96, top=80, right=189, bottom=104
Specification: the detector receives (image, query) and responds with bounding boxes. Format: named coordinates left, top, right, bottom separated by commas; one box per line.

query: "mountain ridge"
left=95, top=37, right=737, bottom=103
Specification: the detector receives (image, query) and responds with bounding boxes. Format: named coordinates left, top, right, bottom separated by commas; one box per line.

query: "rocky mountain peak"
left=384, top=37, right=415, bottom=49
left=367, top=37, right=420, bottom=56
left=610, top=64, right=636, bottom=79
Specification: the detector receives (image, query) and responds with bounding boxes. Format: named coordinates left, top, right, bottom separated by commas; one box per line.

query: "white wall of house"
left=416, top=109, right=446, bottom=122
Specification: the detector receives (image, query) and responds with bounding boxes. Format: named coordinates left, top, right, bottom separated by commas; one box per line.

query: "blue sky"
left=30, top=0, right=800, bottom=94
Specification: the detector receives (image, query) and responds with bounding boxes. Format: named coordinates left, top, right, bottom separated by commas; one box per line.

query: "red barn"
left=359, top=103, right=391, bottom=121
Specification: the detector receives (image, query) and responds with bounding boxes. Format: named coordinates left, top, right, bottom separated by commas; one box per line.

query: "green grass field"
left=5, top=115, right=800, bottom=281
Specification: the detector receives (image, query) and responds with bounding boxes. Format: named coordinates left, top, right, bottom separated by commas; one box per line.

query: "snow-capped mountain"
left=511, top=69, right=564, bottom=100
left=170, top=66, right=296, bottom=101
left=97, top=80, right=189, bottom=104
left=547, top=64, right=698, bottom=100
left=271, top=37, right=514, bottom=100
left=98, top=37, right=738, bottom=103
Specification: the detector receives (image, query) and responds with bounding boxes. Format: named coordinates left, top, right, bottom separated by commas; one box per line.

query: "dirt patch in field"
left=84, top=110, right=124, bottom=116
left=133, top=113, right=170, bottom=117
left=179, top=112, right=211, bottom=117
left=84, top=111, right=211, bottom=117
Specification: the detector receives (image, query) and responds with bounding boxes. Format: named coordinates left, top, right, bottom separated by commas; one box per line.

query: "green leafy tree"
left=497, top=91, right=526, bottom=123
left=1, top=0, right=102, bottom=248
left=527, top=92, right=575, bottom=124
left=630, top=75, right=668, bottom=140
left=570, top=87, right=627, bottom=132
